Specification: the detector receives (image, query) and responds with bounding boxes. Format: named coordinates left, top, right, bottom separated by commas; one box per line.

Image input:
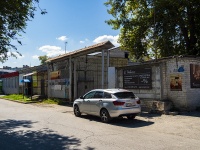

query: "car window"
left=84, top=91, right=96, bottom=99
left=113, top=92, right=135, bottom=99
left=93, top=91, right=103, bottom=98
left=103, top=92, right=112, bottom=98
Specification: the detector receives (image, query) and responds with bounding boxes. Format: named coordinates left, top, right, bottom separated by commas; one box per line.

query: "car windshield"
left=113, top=92, right=135, bottom=99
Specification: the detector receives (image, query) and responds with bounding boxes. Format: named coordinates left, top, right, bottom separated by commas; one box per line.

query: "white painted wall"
left=2, top=76, right=19, bottom=94
left=108, top=67, right=116, bottom=88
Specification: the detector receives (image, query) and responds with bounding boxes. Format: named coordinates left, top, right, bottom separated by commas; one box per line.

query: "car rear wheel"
left=127, top=114, right=136, bottom=120
left=74, top=105, right=81, bottom=117
left=100, top=109, right=111, bottom=123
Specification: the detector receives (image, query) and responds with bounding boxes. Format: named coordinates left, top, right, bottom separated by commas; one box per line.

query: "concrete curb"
left=1, top=98, right=39, bottom=104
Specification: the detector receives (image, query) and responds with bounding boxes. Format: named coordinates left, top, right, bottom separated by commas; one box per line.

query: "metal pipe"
left=65, top=42, right=67, bottom=54
left=69, top=56, right=72, bottom=101
left=102, top=50, right=104, bottom=89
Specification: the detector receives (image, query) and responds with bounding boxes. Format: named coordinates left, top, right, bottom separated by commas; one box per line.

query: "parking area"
left=33, top=103, right=200, bottom=144
left=1, top=99, right=200, bottom=150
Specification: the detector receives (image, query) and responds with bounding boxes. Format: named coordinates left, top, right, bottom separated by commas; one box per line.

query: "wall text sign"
left=123, top=67, right=152, bottom=89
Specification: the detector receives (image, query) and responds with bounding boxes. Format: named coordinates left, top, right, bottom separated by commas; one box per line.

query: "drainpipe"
left=74, top=58, right=77, bottom=99
left=107, top=50, right=110, bottom=88
left=47, top=64, right=51, bottom=98
left=69, top=56, right=72, bottom=101
left=102, top=50, right=104, bottom=89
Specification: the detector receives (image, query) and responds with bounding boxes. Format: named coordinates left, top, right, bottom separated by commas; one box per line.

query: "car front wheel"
left=74, top=105, right=81, bottom=117
left=100, top=109, right=111, bottom=123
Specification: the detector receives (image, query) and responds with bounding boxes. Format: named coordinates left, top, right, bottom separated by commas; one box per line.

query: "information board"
left=123, top=67, right=152, bottom=89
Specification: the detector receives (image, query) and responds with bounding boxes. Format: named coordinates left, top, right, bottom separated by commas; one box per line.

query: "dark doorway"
left=41, top=79, right=45, bottom=96
left=27, top=82, right=32, bottom=96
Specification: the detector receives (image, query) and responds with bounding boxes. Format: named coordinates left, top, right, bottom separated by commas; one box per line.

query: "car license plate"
left=126, top=103, right=134, bottom=107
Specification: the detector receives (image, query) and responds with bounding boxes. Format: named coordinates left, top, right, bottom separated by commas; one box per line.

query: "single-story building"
left=46, top=41, right=130, bottom=101
left=0, top=72, right=19, bottom=94
left=18, top=65, right=48, bottom=96
left=0, top=65, right=48, bottom=97
left=115, top=56, right=200, bottom=111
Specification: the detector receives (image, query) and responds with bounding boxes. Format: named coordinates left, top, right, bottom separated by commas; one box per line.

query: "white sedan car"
left=73, top=89, right=141, bottom=123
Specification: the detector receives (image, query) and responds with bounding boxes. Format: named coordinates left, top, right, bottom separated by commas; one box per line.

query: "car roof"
left=91, top=88, right=130, bottom=94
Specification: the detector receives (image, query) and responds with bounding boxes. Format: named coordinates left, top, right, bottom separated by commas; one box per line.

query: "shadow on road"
left=178, top=111, right=200, bottom=118
left=79, top=115, right=154, bottom=128
left=139, top=111, right=162, bottom=119
left=0, top=119, right=93, bottom=150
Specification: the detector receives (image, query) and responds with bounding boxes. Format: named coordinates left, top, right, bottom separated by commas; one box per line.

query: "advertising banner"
left=32, top=73, right=37, bottom=87
left=170, top=74, right=182, bottom=91
left=190, top=64, right=200, bottom=88
left=50, top=71, right=61, bottom=80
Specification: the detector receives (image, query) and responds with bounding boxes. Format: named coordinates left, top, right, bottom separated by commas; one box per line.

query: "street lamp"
left=65, top=41, right=67, bottom=54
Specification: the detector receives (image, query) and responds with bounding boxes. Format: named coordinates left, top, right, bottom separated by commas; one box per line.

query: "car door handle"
left=87, top=100, right=90, bottom=102
left=99, top=100, right=102, bottom=102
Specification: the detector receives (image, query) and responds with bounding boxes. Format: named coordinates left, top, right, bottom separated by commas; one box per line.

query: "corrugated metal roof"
left=0, top=72, right=19, bottom=78
left=46, top=40, right=114, bottom=62
left=18, top=65, right=47, bottom=74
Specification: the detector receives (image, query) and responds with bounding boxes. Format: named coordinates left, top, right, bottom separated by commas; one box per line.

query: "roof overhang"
left=46, top=41, right=114, bottom=63
left=20, top=79, right=31, bottom=83
left=23, top=72, right=36, bottom=77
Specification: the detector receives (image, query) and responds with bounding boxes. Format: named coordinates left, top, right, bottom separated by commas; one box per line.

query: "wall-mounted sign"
left=50, top=71, right=60, bottom=80
left=123, top=67, right=152, bottom=89
left=190, top=64, right=200, bottom=88
left=170, top=74, right=182, bottom=91
left=32, top=72, right=37, bottom=87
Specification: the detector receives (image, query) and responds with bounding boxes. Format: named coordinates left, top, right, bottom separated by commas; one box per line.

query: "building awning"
left=20, top=79, right=31, bottom=83
left=23, top=72, right=35, bottom=77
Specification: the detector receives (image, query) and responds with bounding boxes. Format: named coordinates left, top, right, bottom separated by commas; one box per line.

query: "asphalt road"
left=0, top=99, right=200, bottom=150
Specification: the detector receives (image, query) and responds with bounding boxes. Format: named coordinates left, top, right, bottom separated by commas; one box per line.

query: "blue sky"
left=1, top=0, right=119, bottom=68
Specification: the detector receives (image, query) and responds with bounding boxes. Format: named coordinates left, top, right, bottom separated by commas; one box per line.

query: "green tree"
left=0, top=0, right=46, bottom=62
left=38, top=55, right=48, bottom=65
left=105, top=0, right=200, bottom=60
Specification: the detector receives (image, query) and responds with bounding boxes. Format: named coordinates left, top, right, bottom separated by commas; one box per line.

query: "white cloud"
left=56, top=36, right=68, bottom=41
left=38, top=45, right=65, bottom=57
left=80, top=38, right=89, bottom=44
left=93, top=35, right=119, bottom=46
left=32, top=55, right=39, bottom=59
left=6, top=52, right=25, bottom=59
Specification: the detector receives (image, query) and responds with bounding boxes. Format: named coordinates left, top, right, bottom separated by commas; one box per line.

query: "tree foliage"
left=105, top=0, right=200, bottom=60
left=0, top=0, right=46, bottom=62
left=38, top=55, right=48, bottom=65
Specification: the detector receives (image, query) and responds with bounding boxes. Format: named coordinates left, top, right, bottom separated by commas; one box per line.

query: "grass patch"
left=2, top=94, right=67, bottom=105
left=41, top=99, right=60, bottom=104
left=2, top=94, right=32, bottom=102
left=41, top=98, right=67, bottom=105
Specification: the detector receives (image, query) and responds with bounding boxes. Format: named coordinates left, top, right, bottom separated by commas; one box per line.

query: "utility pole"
left=153, top=0, right=157, bottom=61
left=65, top=41, right=67, bottom=54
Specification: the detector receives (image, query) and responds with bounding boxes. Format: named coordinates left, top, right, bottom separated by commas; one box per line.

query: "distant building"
left=3, top=66, right=12, bottom=69
left=0, top=69, right=15, bottom=76
left=1, top=65, right=30, bottom=72
left=23, top=65, right=30, bottom=68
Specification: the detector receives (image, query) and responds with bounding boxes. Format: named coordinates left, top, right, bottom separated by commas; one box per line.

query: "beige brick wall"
left=116, top=57, right=200, bottom=110
left=160, top=57, right=200, bottom=110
